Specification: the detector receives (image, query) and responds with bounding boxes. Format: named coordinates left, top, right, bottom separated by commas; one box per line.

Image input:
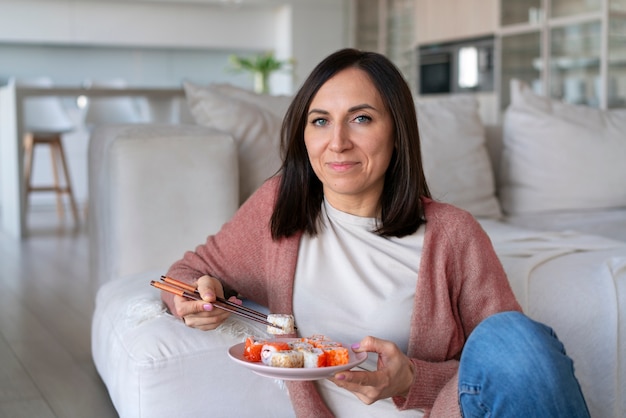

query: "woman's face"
left=304, top=67, right=394, bottom=217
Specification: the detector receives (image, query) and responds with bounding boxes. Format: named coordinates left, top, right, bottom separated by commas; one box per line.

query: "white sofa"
left=90, top=80, right=626, bottom=418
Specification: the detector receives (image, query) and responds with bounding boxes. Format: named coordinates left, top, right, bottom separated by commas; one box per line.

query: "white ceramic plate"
left=227, top=338, right=368, bottom=381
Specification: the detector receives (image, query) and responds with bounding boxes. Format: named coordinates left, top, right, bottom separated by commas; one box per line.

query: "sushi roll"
left=261, top=346, right=304, bottom=368
left=314, top=340, right=343, bottom=350
left=247, top=340, right=289, bottom=363
left=302, top=348, right=327, bottom=368
left=267, top=314, right=295, bottom=335
left=289, top=341, right=314, bottom=352
left=306, top=334, right=331, bottom=345
left=243, top=336, right=267, bottom=362
left=323, top=346, right=350, bottom=366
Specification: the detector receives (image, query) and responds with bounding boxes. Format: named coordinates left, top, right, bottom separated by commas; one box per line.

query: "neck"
left=324, top=194, right=380, bottom=218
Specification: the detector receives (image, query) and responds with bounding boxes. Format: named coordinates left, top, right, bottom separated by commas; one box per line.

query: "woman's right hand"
left=171, top=275, right=242, bottom=331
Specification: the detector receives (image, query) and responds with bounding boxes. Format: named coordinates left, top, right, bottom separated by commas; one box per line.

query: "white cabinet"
left=499, top=0, right=626, bottom=110
left=415, top=0, right=498, bottom=44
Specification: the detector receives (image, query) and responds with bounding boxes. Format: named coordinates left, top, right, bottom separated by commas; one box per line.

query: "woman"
left=163, top=49, right=589, bottom=417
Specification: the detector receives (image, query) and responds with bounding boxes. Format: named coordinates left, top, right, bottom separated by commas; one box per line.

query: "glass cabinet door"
left=610, top=0, right=626, bottom=11
left=500, top=0, right=626, bottom=110
left=551, top=0, right=602, bottom=18
left=501, top=0, right=542, bottom=25
left=608, top=15, right=626, bottom=107
left=550, top=21, right=602, bottom=106
left=500, top=31, right=541, bottom=109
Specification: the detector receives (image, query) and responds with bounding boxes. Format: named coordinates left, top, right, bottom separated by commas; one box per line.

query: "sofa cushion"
left=499, top=79, right=626, bottom=214
left=184, top=81, right=285, bottom=203
left=210, top=82, right=292, bottom=118
left=416, top=95, right=502, bottom=219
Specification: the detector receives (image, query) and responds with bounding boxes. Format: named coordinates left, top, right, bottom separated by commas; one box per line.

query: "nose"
left=328, top=123, right=352, bottom=153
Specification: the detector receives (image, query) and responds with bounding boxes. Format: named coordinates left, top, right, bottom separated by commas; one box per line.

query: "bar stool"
left=17, top=77, right=80, bottom=225
left=83, top=78, right=148, bottom=127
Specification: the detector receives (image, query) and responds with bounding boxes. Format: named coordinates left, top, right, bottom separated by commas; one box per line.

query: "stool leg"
left=23, top=133, right=35, bottom=217
left=54, top=137, right=80, bottom=224
left=49, top=137, right=65, bottom=220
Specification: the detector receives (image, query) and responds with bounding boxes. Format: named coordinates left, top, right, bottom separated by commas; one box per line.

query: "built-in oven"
left=418, top=35, right=495, bottom=95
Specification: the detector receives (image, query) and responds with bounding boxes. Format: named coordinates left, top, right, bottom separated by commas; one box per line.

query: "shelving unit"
left=351, top=0, right=417, bottom=92
left=498, top=0, right=626, bottom=110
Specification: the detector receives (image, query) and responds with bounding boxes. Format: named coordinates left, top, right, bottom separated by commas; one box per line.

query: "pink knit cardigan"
left=165, top=176, right=522, bottom=417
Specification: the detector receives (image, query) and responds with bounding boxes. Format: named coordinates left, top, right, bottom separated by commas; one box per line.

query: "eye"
left=310, top=118, right=328, bottom=127
left=353, top=114, right=372, bottom=124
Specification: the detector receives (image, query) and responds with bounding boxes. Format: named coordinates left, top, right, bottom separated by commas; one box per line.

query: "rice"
left=267, top=314, right=295, bottom=335
left=261, top=346, right=304, bottom=368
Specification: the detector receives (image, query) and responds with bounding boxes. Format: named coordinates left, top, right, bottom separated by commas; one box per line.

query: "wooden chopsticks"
left=151, top=275, right=285, bottom=332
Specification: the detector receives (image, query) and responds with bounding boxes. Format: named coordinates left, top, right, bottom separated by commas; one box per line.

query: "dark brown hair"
left=271, top=48, right=430, bottom=239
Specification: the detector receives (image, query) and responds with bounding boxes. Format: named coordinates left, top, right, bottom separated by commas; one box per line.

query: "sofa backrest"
left=88, top=124, right=239, bottom=292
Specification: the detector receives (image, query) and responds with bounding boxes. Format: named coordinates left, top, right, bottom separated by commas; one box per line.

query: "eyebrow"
left=308, top=103, right=377, bottom=116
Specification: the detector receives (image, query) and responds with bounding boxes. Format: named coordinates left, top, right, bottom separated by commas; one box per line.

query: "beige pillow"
left=210, top=83, right=292, bottom=119
left=416, top=95, right=502, bottom=219
left=499, top=79, right=626, bottom=214
left=184, top=81, right=284, bottom=203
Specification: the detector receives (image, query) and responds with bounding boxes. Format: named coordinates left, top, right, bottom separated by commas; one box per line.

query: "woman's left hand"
left=329, top=336, right=415, bottom=404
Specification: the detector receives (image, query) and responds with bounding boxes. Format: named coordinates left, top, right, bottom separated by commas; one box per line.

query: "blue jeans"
left=458, top=311, right=590, bottom=417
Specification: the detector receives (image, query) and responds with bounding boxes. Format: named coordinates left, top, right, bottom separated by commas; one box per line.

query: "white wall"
left=0, top=1, right=277, bottom=49
left=0, top=0, right=349, bottom=211
left=289, top=2, right=352, bottom=89
left=0, top=0, right=349, bottom=90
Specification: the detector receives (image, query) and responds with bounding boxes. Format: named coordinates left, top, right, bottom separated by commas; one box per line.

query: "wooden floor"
left=0, top=209, right=118, bottom=418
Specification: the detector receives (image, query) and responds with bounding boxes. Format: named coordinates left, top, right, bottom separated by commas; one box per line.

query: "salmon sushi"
left=243, top=336, right=267, bottom=362
left=323, top=346, right=350, bottom=366
left=244, top=339, right=289, bottom=362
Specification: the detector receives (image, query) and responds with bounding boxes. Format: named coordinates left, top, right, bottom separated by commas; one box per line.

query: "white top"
left=293, top=198, right=425, bottom=417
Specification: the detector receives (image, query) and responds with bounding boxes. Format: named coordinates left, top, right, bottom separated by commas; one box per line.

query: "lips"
left=327, top=161, right=358, bottom=172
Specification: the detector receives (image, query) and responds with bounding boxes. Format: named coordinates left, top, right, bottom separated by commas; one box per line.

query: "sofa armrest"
left=88, top=124, right=239, bottom=293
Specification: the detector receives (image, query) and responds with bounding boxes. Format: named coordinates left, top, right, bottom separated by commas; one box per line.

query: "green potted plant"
left=229, top=51, right=294, bottom=94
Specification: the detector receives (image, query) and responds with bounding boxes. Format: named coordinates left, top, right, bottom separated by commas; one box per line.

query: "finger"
left=352, top=336, right=400, bottom=371
left=196, top=275, right=224, bottom=301
left=352, top=336, right=394, bottom=356
left=182, top=309, right=231, bottom=330
left=175, top=294, right=234, bottom=319
left=330, top=371, right=382, bottom=405
left=228, top=295, right=243, bottom=305
left=331, top=369, right=374, bottom=387
left=174, top=295, right=211, bottom=317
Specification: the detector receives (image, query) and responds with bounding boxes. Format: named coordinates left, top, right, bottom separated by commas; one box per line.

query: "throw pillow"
left=210, top=83, right=292, bottom=119
left=416, top=95, right=502, bottom=219
left=184, top=81, right=284, bottom=203
left=499, top=79, right=626, bottom=214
